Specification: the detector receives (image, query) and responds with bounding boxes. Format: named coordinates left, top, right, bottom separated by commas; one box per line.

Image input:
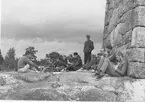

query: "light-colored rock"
left=128, top=62, right=145, bottom=78
left=104, top=0, right=145, bottom=79
left=128, top=48, right=145, bottom=62
left=132, top=27, right=145, bottom=48
left=123, top=30, right=132, bottom=44
left=134, top=6, right=145, bottom=26
left=0, top=71, right=145, bottom=101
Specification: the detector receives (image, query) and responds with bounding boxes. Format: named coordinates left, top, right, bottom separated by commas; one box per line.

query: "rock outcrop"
left=103, top=0, right=145, bottom=78
left=0, top=71, right=145, bottom=101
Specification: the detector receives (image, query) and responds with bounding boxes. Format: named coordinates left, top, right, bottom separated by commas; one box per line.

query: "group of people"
left=16, top=34, right=128, bottom=79
left=94, top=45, right=128, bottom=78
left=79, top=35, right=128, bottom=79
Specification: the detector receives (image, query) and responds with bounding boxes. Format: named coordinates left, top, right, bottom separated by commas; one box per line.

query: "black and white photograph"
left=0, top=0, right=145, bottom=101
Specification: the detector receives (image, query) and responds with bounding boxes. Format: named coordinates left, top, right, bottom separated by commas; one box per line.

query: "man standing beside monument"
left=83, top=35, right=94, bottom=64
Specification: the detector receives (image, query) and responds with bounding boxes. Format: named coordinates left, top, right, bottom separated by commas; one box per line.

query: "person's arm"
left=73, top=59, right=81, bottom=66
left=109, top=51, right=116, bottom=61
left=91, top=41, right=94, bottom=50
left=67, top=59, right=72, bottom=65
left=115, top=61, right=127, bottom=76
left=26, top=58, right=39, bottom=69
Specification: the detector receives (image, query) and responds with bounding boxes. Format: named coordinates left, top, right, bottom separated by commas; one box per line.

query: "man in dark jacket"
left=0, top=50, right=4, bottom=65
left=83, top=35, right=94, bottom=64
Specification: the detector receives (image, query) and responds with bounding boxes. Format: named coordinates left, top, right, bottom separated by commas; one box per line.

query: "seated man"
left=66, top=52, right=82, bottom=71
left=95, top=47, right=128, bottom=78
left=17, top=51, right=40, bottom=73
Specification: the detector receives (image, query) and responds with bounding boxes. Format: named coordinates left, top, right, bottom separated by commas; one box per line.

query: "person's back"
left=17, top=56, right=31, bottom=69
left=83, top=40, right=94, bottom=53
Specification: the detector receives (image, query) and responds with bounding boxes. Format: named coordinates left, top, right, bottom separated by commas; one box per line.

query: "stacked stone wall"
left=103, top=0, right=145, bottom=78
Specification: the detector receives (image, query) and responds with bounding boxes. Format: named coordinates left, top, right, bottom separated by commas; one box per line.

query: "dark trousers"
left=66, top=65, right=78, bottom=71
left=84, top=52, right=91, bottom=64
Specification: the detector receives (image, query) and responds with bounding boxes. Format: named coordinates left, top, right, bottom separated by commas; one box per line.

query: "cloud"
left=1, top=0, right=105, bottom=59
left=1, top=38, right=101, bottom=60
left=1, top=0, right=106, bottom=43
left=2, top=0, right=106, bottom=25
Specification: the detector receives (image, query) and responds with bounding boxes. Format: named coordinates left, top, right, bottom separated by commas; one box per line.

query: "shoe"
left=77, top=68, right=83, bottom=72
left=95, top=71, right=100, bottom=75
left=96, top=72, right=104, bottom=79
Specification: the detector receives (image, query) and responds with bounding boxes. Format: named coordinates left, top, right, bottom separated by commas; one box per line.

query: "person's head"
left=105, top=45, right=113, bottom=53
left=97, top=53, right=102, bottom=57
left=62, top=55, right=66, bottom=60
left=100, top=48, right=104, bottom=54
left=25, top=51, right=34, bottom=59
left=73, top=52, right=78, bottom=58
left=116, top=51, right=124, bottom=61
left=86, top=35, right=90, bottom=41
left=68, top=54, right=73, bottom=58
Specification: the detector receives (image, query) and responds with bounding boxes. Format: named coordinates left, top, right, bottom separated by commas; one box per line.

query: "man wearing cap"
left=17, top=51, right=41, bottom=73
left=83, top=35, right=94, bottom=64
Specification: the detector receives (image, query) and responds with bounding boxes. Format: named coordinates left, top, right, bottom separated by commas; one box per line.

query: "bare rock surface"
left=0, top=71, right=145, bottom=101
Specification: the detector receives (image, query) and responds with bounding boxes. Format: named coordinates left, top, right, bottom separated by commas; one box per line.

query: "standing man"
left=0, top=50, right=4, bottom=65
left=83, top=35, right=94, bottom=64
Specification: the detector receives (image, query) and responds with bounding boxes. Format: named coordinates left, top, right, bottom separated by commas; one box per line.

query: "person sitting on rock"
left=95, top=47, right=128, bottom=78
left=17, top=51, right=41, bottom=73
left=66, top=52, right=82, bottom=71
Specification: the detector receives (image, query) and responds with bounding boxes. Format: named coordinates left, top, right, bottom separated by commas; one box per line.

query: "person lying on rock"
left=17, top=51, right=42, bottom=73
left=95, top=46, right=128, bottom=78
left=66, top=52, right=82, bottom=71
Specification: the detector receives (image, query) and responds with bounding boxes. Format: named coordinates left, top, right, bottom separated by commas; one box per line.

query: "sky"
left=1, top=0, right=106, bottom=60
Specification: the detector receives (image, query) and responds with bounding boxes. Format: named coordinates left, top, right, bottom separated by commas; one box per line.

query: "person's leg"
left=66, top=65, right=71, bottom=71
left=84, top=52, right=87, bottom=64
left=106, top=62, right=120, bottom=77
left=99, top=58, right=109, bottom=73
left=96, top=56, right=105, bottom=72
left=95, top=58, right=110, bottom=78
left=18, top=64, right=30, bottom=73
left=88, top=52, right=91, bottom=62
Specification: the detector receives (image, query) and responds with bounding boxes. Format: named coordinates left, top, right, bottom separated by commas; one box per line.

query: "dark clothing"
left=83, top=40, right=94, bottom=64
left=84, top=52, right=91, bottom=64
left=66, top=55, right=82, bottom=71
left=83, top=40, right=94, bottom=53
left=0, top=55, right=4, bottom=65
left=108, top=49, right=118, bottom=64
left=83, top=57, right=98, bottom=70
left=115, top=55, right=128, bottom=76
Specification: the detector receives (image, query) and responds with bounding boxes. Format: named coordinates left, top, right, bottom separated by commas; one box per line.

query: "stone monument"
left=103, top=0, right=145, bottom=78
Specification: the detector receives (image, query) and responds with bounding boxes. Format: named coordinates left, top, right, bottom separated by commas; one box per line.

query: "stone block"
left=131, top=27, right=145, bottom=47
left=122, top=30, right=132, bottom=44
left=103, top=34, right=111, bottom=48
left=105, top=9, right=114, bottom=26
left=128, top=62, right=145, bottom=78
left=134, top=0, right=145, bottom=6
left=120, top=9, right=135, bottom=34
left=133, top=6, right=145, bottom=27
left=127, top=48, right=145, bottom=62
